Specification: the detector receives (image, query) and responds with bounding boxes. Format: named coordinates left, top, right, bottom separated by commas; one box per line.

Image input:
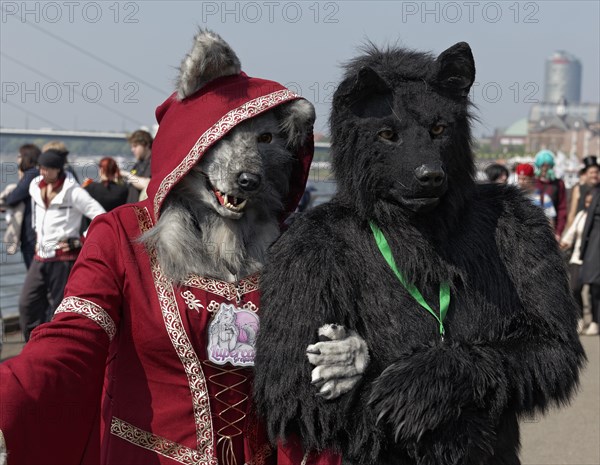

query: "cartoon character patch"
left=207, top=303, right=259, bottom=366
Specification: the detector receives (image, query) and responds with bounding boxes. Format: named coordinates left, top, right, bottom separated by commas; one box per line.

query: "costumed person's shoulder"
left=86, top=202, right=150, bottom=240
left=473, top=181, right=521, bottom=202
left=473, top=182, right=557, bottom=259
left=278, top=200, right=359, bottom=253
left=474, top=182, right=548, bottom=226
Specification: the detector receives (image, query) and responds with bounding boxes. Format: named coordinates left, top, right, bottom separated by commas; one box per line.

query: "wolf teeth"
left=216, top=190, right=247, bottom=212
left=224, top=201, right=247, bottom=211
left=223, top=198, right=247, bottom=212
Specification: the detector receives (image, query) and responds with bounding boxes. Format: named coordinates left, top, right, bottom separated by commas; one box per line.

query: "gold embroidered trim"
left=207, top=301, right=221, bottom=313
left=135, top=207, right=217, bottom=464
left=0, top=429, right=6, bottom=461
left=153, top=89, right=299, bottom=220
left=181, top=290, right=204, bottom=312
left=241, top=301, right=258, bottom=313
left=182, top=274, right=260, bottom=301
left=110, top=417, right=201, bottom=465
left=206, top=300, right=258, bottom=314
left=54, top=296, right=116, bottom=341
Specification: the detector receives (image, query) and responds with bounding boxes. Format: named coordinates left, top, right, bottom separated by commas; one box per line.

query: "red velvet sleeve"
left=0, top=215, right=124, bottom=465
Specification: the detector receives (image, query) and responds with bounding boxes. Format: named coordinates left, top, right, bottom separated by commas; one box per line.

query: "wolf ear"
left=278, top=99, right=316, bottom=148
left=176, top=29, right=241, bottom=100
left=434, top=42, right=475, bottom=97
left=337, top=66, right=393, bottom=118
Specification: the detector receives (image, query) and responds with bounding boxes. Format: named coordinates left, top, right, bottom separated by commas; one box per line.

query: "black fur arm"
left=254, top=215, right=375, bottom=454
left=488, top=196, right=586, bottom=412
left=369, top=340, right=504, bottom=463
left=369, top=195, right=585, bottom=463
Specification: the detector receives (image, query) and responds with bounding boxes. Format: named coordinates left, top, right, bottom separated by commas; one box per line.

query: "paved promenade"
left=1, top=331, right=598, bottom=464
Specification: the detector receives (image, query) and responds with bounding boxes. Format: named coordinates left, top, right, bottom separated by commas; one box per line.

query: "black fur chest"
left=329, top=211, right=523, bottom=370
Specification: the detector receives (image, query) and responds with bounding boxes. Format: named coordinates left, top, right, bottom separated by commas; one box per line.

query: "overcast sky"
left=1, top=1, right=599, bottom=137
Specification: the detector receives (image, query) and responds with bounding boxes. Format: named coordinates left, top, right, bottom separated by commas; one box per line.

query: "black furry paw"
left=404, top=406, right=497, bottom=465
left=368, top=342, right=506, bottom=444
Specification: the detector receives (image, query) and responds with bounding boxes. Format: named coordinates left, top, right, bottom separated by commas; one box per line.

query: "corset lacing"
left=204, top=361, right=249, bottom=465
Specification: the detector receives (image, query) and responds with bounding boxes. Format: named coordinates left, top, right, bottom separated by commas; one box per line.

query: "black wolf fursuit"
left=254, top=42, right=585, bottom=464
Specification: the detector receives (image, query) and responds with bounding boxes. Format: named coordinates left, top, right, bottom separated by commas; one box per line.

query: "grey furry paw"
left=306, top=324, right=369, bottom=400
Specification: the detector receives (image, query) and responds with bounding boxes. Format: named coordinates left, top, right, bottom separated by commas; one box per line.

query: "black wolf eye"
left=430, top=124, right=446, bottom=136
left=378, top=129, right=396, bottom=140
left=257, top=133, right=273, bottom=143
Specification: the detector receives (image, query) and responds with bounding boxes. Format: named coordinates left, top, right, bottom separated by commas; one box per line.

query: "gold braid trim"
left=0, top=429, right=6, bottom=465
left=110, top=418, right=201, bottom=465
left=153, top=89, right=299, bottom=220
left=135, top=206, right=217, bottom=464
left=181, top=274, right=260, bottom=302
left=54, top=296, right=116, bottom=341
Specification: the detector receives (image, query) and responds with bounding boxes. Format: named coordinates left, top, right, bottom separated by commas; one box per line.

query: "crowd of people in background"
left=1, top=140, right=599, bottom=342
left=0, top=129, right=154, bottom=342
left=485, top=151, right=600, bottom=336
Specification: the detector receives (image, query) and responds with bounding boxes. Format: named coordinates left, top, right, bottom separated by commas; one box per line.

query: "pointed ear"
left=176, top=29, right=241, bottom=100
left=278, top=99, right=316, bottom=149
left=434, top=42, right=475, bottom=97
left=337, top=66, right=393, bottom=118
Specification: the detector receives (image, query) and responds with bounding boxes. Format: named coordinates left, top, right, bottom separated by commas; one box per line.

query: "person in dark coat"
left=580, top=185, right=600, bottom=335
left=534, top=150, right=567, bottom=240
left=122, top=129, right=153, bottom=203
left=566, top=156, right=599, bottom=230
left=484, top=163, right=509, bottom=184
left=3, top=144, right=41, bottom=268
left=80, top=157, right=129, bottom=231
left=84, top=157, right=129, bottom=211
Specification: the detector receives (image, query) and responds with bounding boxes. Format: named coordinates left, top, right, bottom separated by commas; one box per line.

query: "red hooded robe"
left=0, top=73, right=339, bottom=465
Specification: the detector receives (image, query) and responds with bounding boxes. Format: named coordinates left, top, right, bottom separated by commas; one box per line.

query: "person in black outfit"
left=122, top=129, right=153, bottom=203
left=484, top=163, right=509, bottom=184
left=81, top=157, right=128, bottom=230
left=580, top=185, right=600, bottom=336
left=3, top=144, right=41, bottom=268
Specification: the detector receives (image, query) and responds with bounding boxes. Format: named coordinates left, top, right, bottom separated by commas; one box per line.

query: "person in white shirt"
left=561, top=191, right=594, bottom=334
left=18, top=149, right=105, bottom=341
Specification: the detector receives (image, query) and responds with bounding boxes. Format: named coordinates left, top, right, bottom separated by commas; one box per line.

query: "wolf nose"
left=237, top=172, right=261, bottom=192
left=414, top=164, right=445, bottom=188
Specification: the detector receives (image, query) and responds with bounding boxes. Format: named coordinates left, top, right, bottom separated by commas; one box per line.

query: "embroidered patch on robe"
left=207, top=303, right=259, bottom=366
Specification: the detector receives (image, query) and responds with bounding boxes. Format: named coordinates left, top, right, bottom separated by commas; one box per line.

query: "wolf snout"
left=237, top=172, right=262, bottom=192
left=414, top=164, right=446, bottom=188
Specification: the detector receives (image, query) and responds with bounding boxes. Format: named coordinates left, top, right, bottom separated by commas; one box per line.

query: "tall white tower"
left=544, top=51, right=582, bottom=104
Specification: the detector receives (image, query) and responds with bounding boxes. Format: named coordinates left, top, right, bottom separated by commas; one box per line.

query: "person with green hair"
left=534, top=149, right=567, bottom=240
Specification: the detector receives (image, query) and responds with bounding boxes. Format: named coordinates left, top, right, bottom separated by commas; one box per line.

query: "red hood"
left=145, top=72, right=314, bottom=223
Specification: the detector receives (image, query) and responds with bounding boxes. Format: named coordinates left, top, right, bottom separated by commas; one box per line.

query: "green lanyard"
left=369, top=221, right=450, bottom=340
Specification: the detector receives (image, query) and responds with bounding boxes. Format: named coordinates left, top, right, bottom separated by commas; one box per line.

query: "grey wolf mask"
left=140, top=30, right=315, bottom=283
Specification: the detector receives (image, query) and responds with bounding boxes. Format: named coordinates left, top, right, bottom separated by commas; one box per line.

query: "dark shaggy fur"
left=254, top=42, right=586, bottom=464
